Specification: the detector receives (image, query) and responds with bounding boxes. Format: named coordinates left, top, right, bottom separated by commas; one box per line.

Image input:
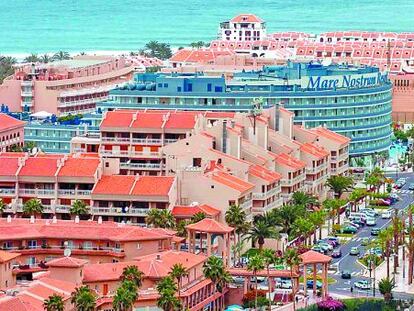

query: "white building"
left=218, top=14, right=267, bottom=41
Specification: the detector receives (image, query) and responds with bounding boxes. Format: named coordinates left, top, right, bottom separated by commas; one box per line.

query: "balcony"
left=99, top=150, right=162, bottom=158
left=252, top=185, right=281, bottom=200
left=164, top=138, right=179, bottom=144
left=57, top=189, right=91, bottom=197
left=55, top=205, right=71, bottom=213
left=101, top=137, right=131, bottom=143
left=11, top=245, right=126, bottom=258
left=131, top=138, right=163, bottom=145
left=120, top=162, right=163, bottom=170
left=18, top=189, right=55, bottom=197
left=252, top=197, right=283, bottom=214
left=280, top=174, right=305, bottom=187
left=58, top=96, right=107, bottom=108
left=21, top=80, right=33, bottom=87
left=306, top=162, right=328, bottom=174
left=0, top=188, right=16, bottom=196
left=305, top=174, right=328, bottom=186
left=21, top=100, right=33, bottom=107
left=91, top=207, right=150, bottom=216
left=21, top=91, right=33, bottom=97
left=239, top=199, right=252, bottom=211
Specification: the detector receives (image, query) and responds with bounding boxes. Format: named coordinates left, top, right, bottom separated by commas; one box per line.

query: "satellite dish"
left=64, top=248, right=72, bottom=257
left=321, top=58, right=332, bottom=67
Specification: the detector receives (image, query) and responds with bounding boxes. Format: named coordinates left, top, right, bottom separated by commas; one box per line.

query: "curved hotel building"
left=100, top=62, right=392, bottom=158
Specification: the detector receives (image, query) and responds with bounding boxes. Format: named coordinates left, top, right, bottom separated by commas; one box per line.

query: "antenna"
left=249, top=98, right=264, bottom=135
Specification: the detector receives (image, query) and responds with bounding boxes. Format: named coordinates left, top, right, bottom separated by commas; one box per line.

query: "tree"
left=247, top=254, right=265, bottom=310
left=406, top=204, right=414, bottom=284
left=269, top=204, right=306, bottom=235
left=284, top=248, right=302, bottom=311
left=40, top=54, right=52, bottom=63
left=292, top=217, right=315, bottom=245
left=245, top=219, right=280, bottom=250
left=225, top=204, right=250, bottom=244
left=0, top=55, right=17, bottom=83
left=53, top=51, right=71, bottom=61
left=308, top=210, right=327, bottom=241
left=70, top=285, right=96, bottom=311
left=292, top=191, right=318, bottom=207
left=44, top=293, right=64, bottom=311
left=231, top=240, right=244, bottom=266
left=144, top=41, right=172, bottom=60
left=156, top=276, right=181, bottom=311
left=23, top=53, right=39, bottom=63
left=145, top=208, right=175, bottom=229
left=189, top=41, right=206, bottom=49
left=170, top=263, right=187, bottom=300
left=378, top=277, right=395, bottom=302
left=262, top=249, right=281, bottom=311
left=0, top=199, right=5, bottom=214
left=121, top=265, right=144, bottom=288
left=377, top=227, right=393, bottom=279
left=113, top=280, right=138, bottom=311
left=326, top=175, right=353, bottom=198
left=175, top=220, right=188, bottom=238
left=23, top=198, right=43, bottom=216
left=323, top=198, right=346, bottom=228
left=348, top=188, right=367, bottom=212
left=203, top=256, right=231, bottom=294
left=190, top=212, right=206, bottom=223
left=70, top=199, right=89, bottom=216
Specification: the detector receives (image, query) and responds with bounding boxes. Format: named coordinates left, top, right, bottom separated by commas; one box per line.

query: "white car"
left=381, top=210, right=392, bottom=219
left=366, top=217, right=377, bottom=226
left=354, top=280, right=370, bottom=290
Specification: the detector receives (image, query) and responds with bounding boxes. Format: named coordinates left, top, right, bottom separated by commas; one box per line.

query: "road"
left=327, top=173, right=414, bottom=299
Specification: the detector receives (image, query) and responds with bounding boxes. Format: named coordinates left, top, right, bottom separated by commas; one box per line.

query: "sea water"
left=0, top=0, right=413, bottom=55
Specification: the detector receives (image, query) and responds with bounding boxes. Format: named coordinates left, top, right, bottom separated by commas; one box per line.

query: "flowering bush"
left=242, top=289, right=267, bottom=304
left=316, top=297, right=344, bottom=311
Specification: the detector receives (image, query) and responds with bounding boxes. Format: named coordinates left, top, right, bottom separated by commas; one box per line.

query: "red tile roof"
left=131, top=176, right=175, bottom=196
left=300, top=250, right=332, bottom=264
left=230, top=14, right=263, bottom=23
left=204, top=112, right=235, bottom=118
left=313, top=127, right=351, bottom=145
left=0, top=250, right=20, bottom=263
left=46, top=256, right=88, bottom=268
left=0, top=114, right=25, bottom=132
left=172, top=204, right=220, bottom=217
left=186, top=218, right=234, bottom=234
left=164, top=113, right=197, bottom=129
left=249, top=165, right=281, bottom=183
left=300, top=142, right=329, bottom=159
left=131, top=112, right=164, bottom=129
left=101, top=111, right=133, bottom=128
left=0, top=157, right=20, bottom=176
left=57, top=157, right=100, bottom=177
left=275, top=153, right=306, bottom=170
left=18, top=157, right=59, bottom=177
left=92, top=175, right=135, bottom=195
left=0, top=218, right=170, bottom=242
left=83, top=250, right=205, bottom=282
left=211, top=171, right=254, bottom=193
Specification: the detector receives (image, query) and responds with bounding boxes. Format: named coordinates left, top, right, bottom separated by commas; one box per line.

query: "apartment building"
left=0, top=114, right=25, bottom=152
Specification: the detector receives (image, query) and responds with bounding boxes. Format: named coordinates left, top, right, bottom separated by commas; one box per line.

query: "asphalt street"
left=327, top=172, right=414, bottom=299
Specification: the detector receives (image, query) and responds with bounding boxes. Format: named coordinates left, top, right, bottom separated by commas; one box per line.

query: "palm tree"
left=0, top=199, right=5, bottom=215
left=23, top=53, right=39, bottom=63
left=326, top=175, right=353, bottom=198
left=269, top=204, right=306, bottom=235
left=0, top=55, right=17, bottom=83
left=407, top=204, right=414, bottom=284
left=323, top=198, right=346, bottom=228
left=262, top=249, right=280, bottom=311
left=145, top=209, right=175, bottom=229
left=175, top=220, right=188, bottom=238
left=203, top=256, right=231, bottom=293
left=40, top=54, right=52, bottom=63
left=170, top=263, right=187, bottom=300
left=247, top=254, right=265, bottom=310
left=308, top=210, right=327, bottom=241
left=190, top=212, right=206, bottom=223
left=245, top=219, right=280, bottom=250
left=23, top=198, right=44, bottom=216
left=70, top=285, right=96, bottom=311
left=377, top=227, right=393, bottom=279
left=225, top=204, right=250, bottom=243
left=392, top=213, right=403, bottom=273
left=144, top=41, right=172, bottom=60
left=292, top=191, right=318, bottom=207
left=44, top=293, right=64, bottom=311
left=292, top=217, right=315, bottom=245
left=348, top=188, right=367, bottom=212
left=113, top=280, right=138, bottom=311
left=231, top=240, right=244, bottom=266
left=156, top=276, right=181, bottom=311
left=53, top=51, right=71, bottom=61
left=70, top=199, right=89, bottom=216
left=378, top=277, right=395, bottom=302
left=121, top=265, right=144, bottom=288
left=284, top=248, right=302, bottom=311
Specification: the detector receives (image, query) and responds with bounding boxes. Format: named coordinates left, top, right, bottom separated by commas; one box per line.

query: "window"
left=158, top=83, right=162, bottom=88
left=177, top=86, right=182, bottom=92
left=192, top=158, right=202, bottom=167
left=158, top=240, right=163, bottom=250
left=2, top=241, right=12, bottom=250
left=187, top=83, right=192, bottom=92
left=83, top=241, right=93, bottom=250
left=214, top=86, right=223, bottom=92
left=28, top=240, right=37, bottom=249
left=163, top=83, right=168, bottom=88
left=207, top=83, right=212, bottom=92
left=105, top=162, right=109, bottom=168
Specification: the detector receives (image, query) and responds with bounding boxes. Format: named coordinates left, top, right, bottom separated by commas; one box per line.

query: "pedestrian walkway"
left=332, top=270, right=362, bottom=277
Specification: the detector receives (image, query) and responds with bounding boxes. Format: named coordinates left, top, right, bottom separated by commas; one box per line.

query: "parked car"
left=341, top=270, right=351, bottom=279
left=361, top=209, right=377, bottom=218
left=344, top=221, right=360, bottom=229
left=366, top=217, right=377, bottom=226
left=342, top=225, right=358, bottom=234
left=317, top=242, right=333, bottom=252
left=371, top=228, right=381, bottom=236
left=306, top=280, right=322, bottom=289
left=331, top=249, right=342, bottom=258
left=326, top=237, right=340, bottom=246
left=278, top=279, right=292, bottom=289
left=350, top=247, right=360, bottom=256
left=409, top=183, right=414, bottom=191
left=354, top=280, right=370, bottom=290
left=361, top=237, right=370, bottom=246
left=381, top=210, right=393, bottom=219
left=312, top=245, right=325, bottom=254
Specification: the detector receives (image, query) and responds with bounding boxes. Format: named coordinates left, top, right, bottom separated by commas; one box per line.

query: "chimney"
left=52, top=215, right=57, bottom=224
left=98, top=216, right=102, bottom=224
left=6, top=215, right=11, bottom=223
left=156, top=254, right=161, bottom=261
left=30, top=215, right=35, bottom=224
left=74, top=215, right=80, bottom=224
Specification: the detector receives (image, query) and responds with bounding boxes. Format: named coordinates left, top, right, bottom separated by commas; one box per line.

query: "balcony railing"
left=101, top=137, right=130, bottom=143
left=55, top=205, right=71, bottom=213
left=58, top=96, right=107, bottom=108
left=57, top=189, right=91, bottom=196
left=0, top=188, right=16, bottom=195
left=306, top=162, right=328, bottom=174
left=280, top=174, right=305, bottom=186
left=120, top=163, right=163, bottom=170
left=131, top=138, right=163, bottom=145
left=305, top=174, right=328, bottom=186
left=252, top=185, right=281, bottom=199
left=239, top=199, right=252, bottom=211
left=99, top=150, right=162, bottom=158
left=91, top=207, right=150, bottom=216
left=21, top=91, right=33, bottom=97
left=19, top=189, right=55, bottom=196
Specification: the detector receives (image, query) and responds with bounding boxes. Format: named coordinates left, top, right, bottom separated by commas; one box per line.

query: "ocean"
left=0, top=0, right=413, bottom=56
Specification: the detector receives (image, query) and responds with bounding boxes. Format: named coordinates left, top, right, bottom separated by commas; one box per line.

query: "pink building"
left=0, top=114, right=25, bottom=152
left=0, top=56, right=135, bottom=115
